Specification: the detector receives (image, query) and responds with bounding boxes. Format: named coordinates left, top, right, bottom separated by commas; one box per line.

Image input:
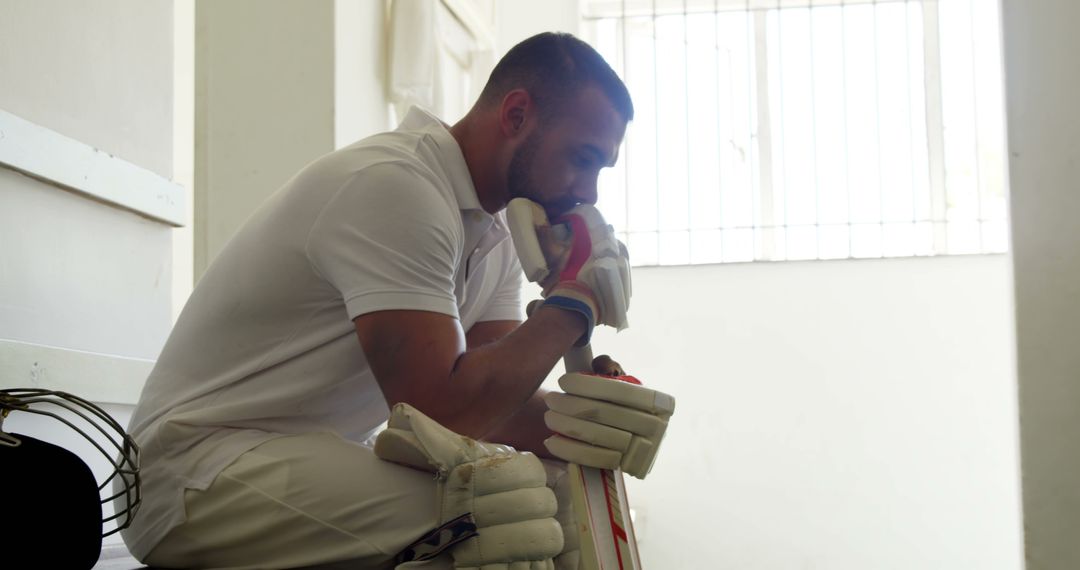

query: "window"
left=583, top=0, right=1008, bottom=265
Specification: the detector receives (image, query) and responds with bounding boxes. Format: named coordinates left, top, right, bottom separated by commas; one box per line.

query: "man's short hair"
left=478, top=32, right=634, bottom=122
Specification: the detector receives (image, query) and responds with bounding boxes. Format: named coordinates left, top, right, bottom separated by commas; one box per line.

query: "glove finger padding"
left=470, top=486, right=557, bottom=528
left=587, top=257, right=630, bottom=331
left=542, top=461, right=581, bottom=570
left=451, top=517, right=562, bottom=568
left=383, top=403, right=515, bottom=471
left=506, top=198, right=570, bottom=287
left=375, top=404, right=563, bottom=567
left=549, top=206, right=632, bottom=332
left=543, top=374, right=676, bottom=479
left=543, top=410, right=632, bottom=451
left=457, top=562, right=554, bottom=570
left=559, top=372, right=675, bottom=416
left=543, top=434, right=622, bottom=470
left=508, top=199, right=632, bottom=340
left=544, top=392, right=667, bottom=437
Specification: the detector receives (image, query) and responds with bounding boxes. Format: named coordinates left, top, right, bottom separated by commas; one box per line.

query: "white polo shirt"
left=120, top=107, right=524, bottom=558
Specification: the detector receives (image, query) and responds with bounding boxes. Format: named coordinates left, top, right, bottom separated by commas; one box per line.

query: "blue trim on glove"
left=542, top=296, right=595, bottom=346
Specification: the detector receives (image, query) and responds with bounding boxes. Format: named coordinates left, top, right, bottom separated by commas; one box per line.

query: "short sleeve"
left=305, top=162, right=463, bottom=320
left=476, top=240, right=526, bottom=323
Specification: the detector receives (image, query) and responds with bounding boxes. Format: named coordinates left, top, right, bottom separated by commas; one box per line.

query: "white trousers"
left=145, top=432, right=572, bottom=570
left=145, top=432, right=453, bottom=570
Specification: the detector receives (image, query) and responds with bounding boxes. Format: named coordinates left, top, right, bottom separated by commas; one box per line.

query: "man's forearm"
left=481, top=389, right=556, bottom=458
left=440, top=305, right=584, bottom=440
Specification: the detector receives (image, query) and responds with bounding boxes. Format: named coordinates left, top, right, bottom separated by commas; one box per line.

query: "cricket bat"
left=561, top=344, right=643, bottom=570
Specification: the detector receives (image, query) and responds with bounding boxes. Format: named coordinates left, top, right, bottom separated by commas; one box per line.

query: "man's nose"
left=573, top=175, right=599, bottom=205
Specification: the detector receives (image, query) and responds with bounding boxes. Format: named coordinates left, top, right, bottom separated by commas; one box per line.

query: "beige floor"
left=93, top=543, right=143, bottom=570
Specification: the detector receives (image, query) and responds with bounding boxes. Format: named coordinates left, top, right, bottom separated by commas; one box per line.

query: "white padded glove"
left=375, top=403, right=563, bottom=569
left=543, top=373, right=676, bottom=479
left=506, top=198, right=632, bottom=341
left=542, top=461, right=580, bottom=570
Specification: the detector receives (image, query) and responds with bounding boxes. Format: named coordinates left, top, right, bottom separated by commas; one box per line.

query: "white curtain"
left=389, top=0, right=437, bottom=120
left=388, top=0, right=495, bottom=123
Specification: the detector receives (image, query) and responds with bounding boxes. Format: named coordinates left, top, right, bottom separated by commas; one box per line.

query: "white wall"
left=0, top=0, right=176, bottom=362
left=2, top=0, right=390, bottom=558
left=194, top=0, right=335, bottom=276
left=0, top=0, right=178, bottom=549
left=334, top=0, right=394, bottom=149
left=194, top=0, right=392, bottom=278
left=1002, top=1, right=1080, bottom=568
left=0, top=1, right=174, bottom=178
left=497, top=0, right=581, bottom=44
left=580, top=255, right=1021, bottom=569
left=500, top=1, right=1022, bottom=568
left=0, top=1, right=1031, bottom=567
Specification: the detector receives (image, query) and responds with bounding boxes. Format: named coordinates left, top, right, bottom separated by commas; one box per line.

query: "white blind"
left=583, top=0, right=1008, bottom=265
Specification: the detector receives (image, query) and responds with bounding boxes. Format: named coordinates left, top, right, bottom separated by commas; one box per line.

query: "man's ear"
left=499, top=89, right=533, bottom=138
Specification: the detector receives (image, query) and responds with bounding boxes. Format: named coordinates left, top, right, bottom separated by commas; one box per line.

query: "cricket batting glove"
left=506, top=198, right=632, bottom=344
left=374, top=403, right=562, bottom=569
left=542, top=460, right=581, bottom=570
left=543, top=373, right=676, bottom=479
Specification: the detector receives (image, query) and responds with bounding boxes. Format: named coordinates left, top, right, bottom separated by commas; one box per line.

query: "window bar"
left=775, top=0, right=789, bottom=260
left=808, top=0, right=821, bottom=259
left=967, top=0, right=984, bottom=251
left=749, top=5, right=758, bottom=254
left=905, top=0, right=918, bottom=245
left=715, top=0, right=725, bottom=262
left=922, top=0, right=948, bottom=254
left=841, top=0, right=853, bottom=257
left=873, top=0, right=886, bottom=257
left=653, top=0, right=661, bottom=262
left=745, top=0, right=758, bottom=263
left=753, top=5, right=776, bottom=260
left=683, top=0, right=692, bottom=262
left=621, top=0, right=630, bottom=241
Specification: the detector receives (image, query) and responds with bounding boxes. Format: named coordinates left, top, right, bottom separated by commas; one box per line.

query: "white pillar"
left=194, top=0, right=336, bottom=277
left=1003, top=0, right=1080, bottom=567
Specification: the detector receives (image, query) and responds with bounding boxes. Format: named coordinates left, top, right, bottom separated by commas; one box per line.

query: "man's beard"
left=507, top=132, right=576, bottom=218
left=507, top=131, right=541, bottom=203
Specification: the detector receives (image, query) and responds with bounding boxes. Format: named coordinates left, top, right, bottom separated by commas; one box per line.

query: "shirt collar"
left=399, top=106, right=509, bottom=265
left=398, top=106, right=485, bottom=213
